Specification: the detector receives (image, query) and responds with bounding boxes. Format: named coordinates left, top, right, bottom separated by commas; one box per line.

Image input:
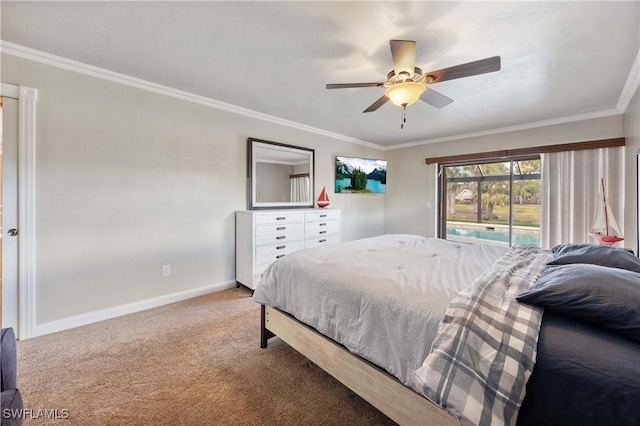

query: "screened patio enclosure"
left=439, top=157, right=541, bottom=247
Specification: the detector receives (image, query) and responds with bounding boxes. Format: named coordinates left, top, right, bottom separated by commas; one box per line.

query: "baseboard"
left=30, top=280, right=237, bottom=338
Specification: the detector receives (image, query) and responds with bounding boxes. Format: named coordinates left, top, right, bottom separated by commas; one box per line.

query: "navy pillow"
left=549, top=243, right=640, bottom=273
left=517, top=263, right=640, bottom=342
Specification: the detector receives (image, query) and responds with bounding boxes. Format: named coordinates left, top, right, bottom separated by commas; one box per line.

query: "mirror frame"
left=247, top=137, right=315, bottom=210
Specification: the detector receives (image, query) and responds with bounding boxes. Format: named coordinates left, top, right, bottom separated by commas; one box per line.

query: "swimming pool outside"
left=446, top=221, right=540, bottom=246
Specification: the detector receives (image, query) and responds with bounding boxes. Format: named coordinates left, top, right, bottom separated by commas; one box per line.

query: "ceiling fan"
left=326, top=40, right=501, bottom=128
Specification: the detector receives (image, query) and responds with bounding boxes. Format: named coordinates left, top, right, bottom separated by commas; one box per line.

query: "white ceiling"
left=1, top=1, right=639, bottom=148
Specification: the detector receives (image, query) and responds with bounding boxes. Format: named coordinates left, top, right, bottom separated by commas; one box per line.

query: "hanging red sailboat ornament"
left=317, top=186, right=330, bottom=208
left=589, top=178, right=624, bottom=245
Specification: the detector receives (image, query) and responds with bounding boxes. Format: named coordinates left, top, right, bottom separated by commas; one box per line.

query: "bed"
left=252, top=235, right=640, bottom=426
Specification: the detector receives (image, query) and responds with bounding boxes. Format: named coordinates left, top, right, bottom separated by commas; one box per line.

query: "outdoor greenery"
left=445, top=159, right=542, bottom=227
left=448, top=204, right=541, bottom=227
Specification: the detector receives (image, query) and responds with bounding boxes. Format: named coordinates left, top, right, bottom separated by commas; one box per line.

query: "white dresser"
left=235, top=209, right=341, bottom=290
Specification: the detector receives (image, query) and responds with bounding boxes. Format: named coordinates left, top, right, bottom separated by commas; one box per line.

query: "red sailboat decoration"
left=589, top=178, right=623, bottom=245
left=317, top=186, right=330, bottom=208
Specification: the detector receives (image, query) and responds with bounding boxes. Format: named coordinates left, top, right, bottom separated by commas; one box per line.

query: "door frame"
left=1, top=83, right=37, bottom=340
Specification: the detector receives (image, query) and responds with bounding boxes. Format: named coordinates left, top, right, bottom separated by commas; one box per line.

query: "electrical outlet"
left=162, top=264, right=171, bottom=276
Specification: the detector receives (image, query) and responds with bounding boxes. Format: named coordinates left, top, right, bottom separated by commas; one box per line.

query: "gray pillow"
left=550, top=243, right=640, bottom=273
left=517, top=263, right=640, bottom=342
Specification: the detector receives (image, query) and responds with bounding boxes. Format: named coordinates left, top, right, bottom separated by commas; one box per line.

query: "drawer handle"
left=276, top=245, right=286, bottom=250
left=320, top=214, right=327, bottom=218
left=319, top=239, right=327, bottom=243
left=319, top=231, right=327, bottom=234
left=276, top=226, right=286, bottom=230
left=276, top=236, right=286, bottom=240
left=276, top=217, right=286, bottom=221
left=276, top=254, right=285, bottom=259
left=319, top=223, right=327, bottom=226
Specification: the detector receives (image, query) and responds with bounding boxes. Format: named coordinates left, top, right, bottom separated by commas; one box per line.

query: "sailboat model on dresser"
left=589, top=178, right=623, bottom=245
left=317, top=186, right=330, bottom=208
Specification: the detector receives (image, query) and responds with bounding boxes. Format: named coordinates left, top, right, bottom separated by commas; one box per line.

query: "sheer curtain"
left=290, top=175, right=310, bottom=203
left=540, top=147, right=625, bottom=248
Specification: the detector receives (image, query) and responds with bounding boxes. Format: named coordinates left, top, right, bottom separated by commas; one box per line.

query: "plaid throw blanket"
left=411, top=246, right=553, bottom=426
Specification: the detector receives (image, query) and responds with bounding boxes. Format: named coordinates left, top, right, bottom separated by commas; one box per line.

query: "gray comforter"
left=252, top=234, right=507, bottom=386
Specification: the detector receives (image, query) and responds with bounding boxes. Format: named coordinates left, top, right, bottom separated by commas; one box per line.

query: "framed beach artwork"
left=335, top=156, right=387, bottom=194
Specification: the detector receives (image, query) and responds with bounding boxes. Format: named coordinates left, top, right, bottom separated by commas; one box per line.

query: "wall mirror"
left=248, top=137, right=315, bottom=209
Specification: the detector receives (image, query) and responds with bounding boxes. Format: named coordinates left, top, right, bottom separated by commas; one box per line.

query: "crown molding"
left=0, top=40, right=382, bottom=150
left=380, top=47, right=640, bottom=151
left=2, top=40, right=637, bottom=153
left=385, top=108, right=622, bottom=151
left=617, top=47, right=640, bottom=112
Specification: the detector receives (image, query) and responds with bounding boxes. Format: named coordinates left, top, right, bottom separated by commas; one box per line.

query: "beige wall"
left=384, top=115, right=625, bottom=237
left=624, top=86, right=640, bottom=254
left=2, top=50, right=636, bottom=330
left=1, top=54, right=385, bottom=325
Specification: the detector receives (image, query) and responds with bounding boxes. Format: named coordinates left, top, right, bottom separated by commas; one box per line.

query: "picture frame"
left=335, top=156, right=387, bottom=194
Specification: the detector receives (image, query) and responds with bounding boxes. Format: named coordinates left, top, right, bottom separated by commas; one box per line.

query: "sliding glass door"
left=439, top=157, right=541, bottom=247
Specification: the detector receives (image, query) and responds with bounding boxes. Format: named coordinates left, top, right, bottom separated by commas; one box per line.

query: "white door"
left=1, top=96, right=19, bottom=330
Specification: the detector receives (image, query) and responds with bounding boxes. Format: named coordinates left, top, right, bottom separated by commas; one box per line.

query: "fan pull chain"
left=401, top=105, right=407, bottom=129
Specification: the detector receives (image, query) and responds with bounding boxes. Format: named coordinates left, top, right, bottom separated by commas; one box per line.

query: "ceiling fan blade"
left=363, top=95, right=389, bottom=113
left=326, top=83, right=385, bottom=89
left=426, top=56, right=501, bottom=83
left=419, top=88, right=454, bottom=109
left=390, top=40, right=417, bottom=77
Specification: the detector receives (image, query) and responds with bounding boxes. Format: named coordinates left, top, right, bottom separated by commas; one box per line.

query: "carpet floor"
left=16, top=288, right=397, bottom=425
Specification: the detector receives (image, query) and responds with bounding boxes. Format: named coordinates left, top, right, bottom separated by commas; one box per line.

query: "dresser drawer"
left=255, top=212, right=304, bottom=225
left=255, top=223, right=304, bottom=246
left=305, top=210, right=340, bottom=222
left=236, top=209, right=341, bottom=291
left=304, top=235, right=340, bottom=249
left=304, top=220, right=339, bottom=238
left=255, top=240, right=305, bottom=265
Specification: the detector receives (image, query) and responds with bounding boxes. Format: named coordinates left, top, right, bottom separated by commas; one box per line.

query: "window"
left=438, top=157, right=541, bottom=247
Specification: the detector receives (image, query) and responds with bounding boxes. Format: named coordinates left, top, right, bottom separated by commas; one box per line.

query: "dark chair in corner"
left=1, top=328, right=23, bottom=426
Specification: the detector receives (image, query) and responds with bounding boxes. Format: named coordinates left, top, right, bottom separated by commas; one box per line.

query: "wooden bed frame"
left=260, top=305, right=458, bottom=426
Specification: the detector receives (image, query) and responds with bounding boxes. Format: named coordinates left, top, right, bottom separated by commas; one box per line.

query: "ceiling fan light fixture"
left=385, top=82, right=426, bottom=107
